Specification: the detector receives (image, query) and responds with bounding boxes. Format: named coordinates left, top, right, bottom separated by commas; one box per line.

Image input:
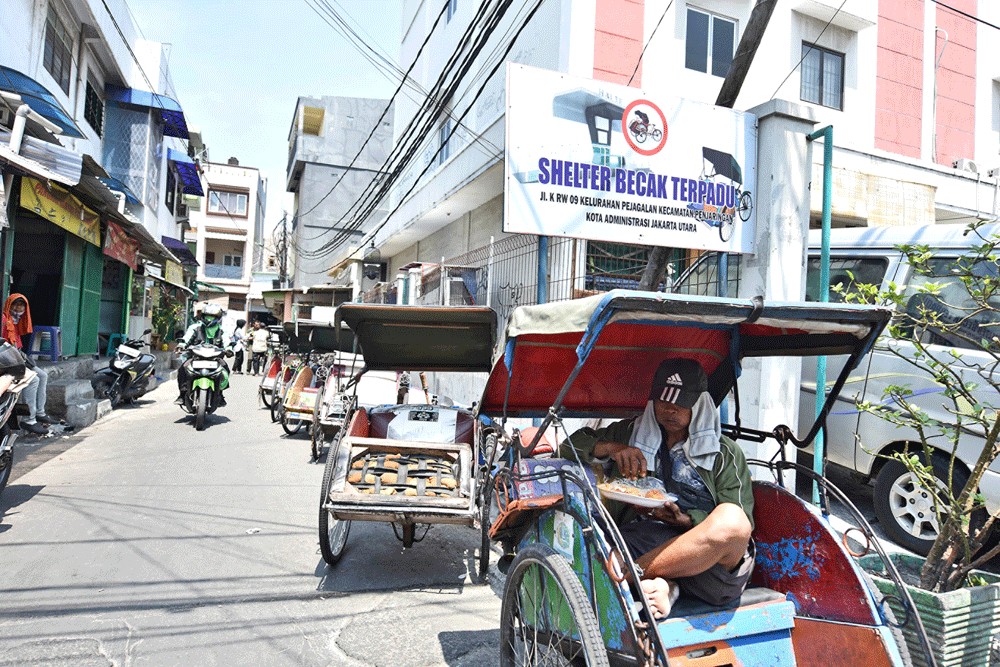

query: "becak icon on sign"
left=622, top=99, right=667, bottom=156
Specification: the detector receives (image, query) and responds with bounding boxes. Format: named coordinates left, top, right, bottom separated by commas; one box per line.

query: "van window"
left=900, top=257, right=1000, bottom=350
left=672, top=252, right=740, bottom=296
left=805, top=256, right=888, bottom=303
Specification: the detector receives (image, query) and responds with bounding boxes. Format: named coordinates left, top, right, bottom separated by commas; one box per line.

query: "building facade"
left=186, top=158, right=266, bottom=330
left=285, top=95, right=393, bottom=289
left=0, top=0, right=202, bottom=356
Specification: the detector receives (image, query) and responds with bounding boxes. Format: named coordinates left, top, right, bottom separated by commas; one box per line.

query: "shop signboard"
left=164, top=260, right=184, bottom=288
left=103, top=220, right=139, bottom=270
left=20, top=177, right=101, bottom=246
left=504, top=64, right=758, bottom=254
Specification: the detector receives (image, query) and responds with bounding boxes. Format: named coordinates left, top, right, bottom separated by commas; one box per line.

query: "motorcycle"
left=92, top=329, right=156, bottom=408
left=177, top=343, right=231, bottom=431
left=0, top=370, right=36, bottom=500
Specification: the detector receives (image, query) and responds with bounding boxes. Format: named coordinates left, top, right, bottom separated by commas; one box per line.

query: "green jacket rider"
left=175, top=303, right=231, bottom=405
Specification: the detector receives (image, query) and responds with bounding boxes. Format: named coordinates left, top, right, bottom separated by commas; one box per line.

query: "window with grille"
left=800, top=42, right=844, bottom=110
left=438, top=118, right=452, bottom=166
left=43, top=6, right=74, bottom=94
left=84, top=79, right=103, bottom=136
left=685, top=8, right=736, bottom=78
left=208, top=189, right=249, bottom=217
left=224, top=254, right=243, bottom=268
left=165, top=168, right=176, bottom=212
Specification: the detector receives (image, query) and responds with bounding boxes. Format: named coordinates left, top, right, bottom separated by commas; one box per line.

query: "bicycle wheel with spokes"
left=500, top=544, right=610, bottom=667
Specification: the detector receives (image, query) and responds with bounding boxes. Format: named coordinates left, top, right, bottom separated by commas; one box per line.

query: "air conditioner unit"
left=953, top=158, right=979, bottom=174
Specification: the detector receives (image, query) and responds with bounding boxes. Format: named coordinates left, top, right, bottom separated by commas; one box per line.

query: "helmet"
left=200, top=303, right=224, bottom=326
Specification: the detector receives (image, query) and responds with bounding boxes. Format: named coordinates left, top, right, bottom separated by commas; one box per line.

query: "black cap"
left=649, top=358, right=708, bottom=409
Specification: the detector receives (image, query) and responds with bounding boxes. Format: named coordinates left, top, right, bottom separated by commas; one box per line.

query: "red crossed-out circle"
left=622, top=99, right=668, bottom=156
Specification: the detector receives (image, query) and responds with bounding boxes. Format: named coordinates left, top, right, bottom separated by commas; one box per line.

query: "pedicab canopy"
left=479, top=290, right=890, bottom=418
left=335, top=304, right=497, bottom=372
left=282, top=319, right=357, bottom=355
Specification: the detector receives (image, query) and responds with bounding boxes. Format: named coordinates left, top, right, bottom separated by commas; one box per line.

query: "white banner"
left=504, top=64, right=757, bottom=254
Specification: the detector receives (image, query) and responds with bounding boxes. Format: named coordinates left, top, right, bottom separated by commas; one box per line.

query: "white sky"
left=127, top=0, right=404, bottom=236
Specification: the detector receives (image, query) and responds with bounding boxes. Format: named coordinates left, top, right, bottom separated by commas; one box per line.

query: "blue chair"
left=26, top=326, right=61, bottom=362
left=106, top=333, right=126, bottom=357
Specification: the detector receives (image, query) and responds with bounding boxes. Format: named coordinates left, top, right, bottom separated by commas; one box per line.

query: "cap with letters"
left=648, top=358, right=708, bottom=409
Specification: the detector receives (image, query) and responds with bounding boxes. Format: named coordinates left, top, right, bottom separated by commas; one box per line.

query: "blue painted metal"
left=537, top=236, right=549, bottom=305
left=657, top=600, right=795, bottom=648
left=807, top=125, right=834, bottom=505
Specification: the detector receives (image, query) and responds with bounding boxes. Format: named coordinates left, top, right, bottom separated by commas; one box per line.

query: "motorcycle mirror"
left=143, top=329, right=153, bottom=335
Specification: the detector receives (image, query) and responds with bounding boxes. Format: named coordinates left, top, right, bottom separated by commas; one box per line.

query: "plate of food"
left=598, top=479, right=678, bottom=508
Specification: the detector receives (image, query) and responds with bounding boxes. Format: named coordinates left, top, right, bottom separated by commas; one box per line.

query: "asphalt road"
left=0, top=372, right=502, bottom=667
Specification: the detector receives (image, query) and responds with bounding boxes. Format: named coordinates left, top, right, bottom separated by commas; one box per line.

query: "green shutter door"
left=78, top=242, right=103, bottom=356
left=59, top=235, right=84, bottom=356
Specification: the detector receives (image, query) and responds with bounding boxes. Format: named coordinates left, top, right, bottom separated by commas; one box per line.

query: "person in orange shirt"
left=1, top=294, right=56, bottom=434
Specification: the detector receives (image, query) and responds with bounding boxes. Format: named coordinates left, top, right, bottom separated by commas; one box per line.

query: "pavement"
left=0, top=372, right=502, bottom=667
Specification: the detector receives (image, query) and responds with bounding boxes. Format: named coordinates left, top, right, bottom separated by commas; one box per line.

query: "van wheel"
left=874, top=455, right=970, bottom=555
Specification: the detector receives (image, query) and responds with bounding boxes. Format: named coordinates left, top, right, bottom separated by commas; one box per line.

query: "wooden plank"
left=329, top=491, right=471, bottom=509
left=344, top=436, right=469, bottom=455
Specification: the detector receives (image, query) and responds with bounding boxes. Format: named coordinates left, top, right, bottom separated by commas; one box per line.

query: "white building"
left=187, top=158, right=267, bottom=328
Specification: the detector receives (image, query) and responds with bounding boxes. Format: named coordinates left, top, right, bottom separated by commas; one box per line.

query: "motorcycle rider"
left=175, top=303, right=231, bottom=407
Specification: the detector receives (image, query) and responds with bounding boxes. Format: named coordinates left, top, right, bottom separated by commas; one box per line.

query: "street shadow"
left=314, top=522, right=474, bottom=594
left=438, top=629, right=499, bottom=666
left=0, top=483, right=45, bottom=527
left=172, top=415, right=232, bottom=427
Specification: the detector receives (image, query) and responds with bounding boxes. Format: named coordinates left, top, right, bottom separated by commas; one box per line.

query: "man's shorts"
left=619, top=519, right=754, bottom=607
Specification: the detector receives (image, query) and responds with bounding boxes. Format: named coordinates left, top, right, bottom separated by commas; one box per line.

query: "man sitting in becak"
left=561, top=358, right=754, bottom=619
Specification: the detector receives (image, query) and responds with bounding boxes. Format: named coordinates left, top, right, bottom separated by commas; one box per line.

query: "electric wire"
left=323, top=0, right=548, bottom=271
left=932, top=0, right=1000, bottom=32
left=295, top=0, right=513, bottom=259
left=627, top=0, right=675, bottom=86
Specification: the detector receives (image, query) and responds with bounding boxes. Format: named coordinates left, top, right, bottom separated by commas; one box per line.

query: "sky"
left=126, top=0, right=404, bottom=236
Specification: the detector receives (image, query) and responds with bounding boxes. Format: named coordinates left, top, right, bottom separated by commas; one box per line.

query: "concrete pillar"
left=408, top=267, right=421, bottom=305
left=738, top=100, right=817, bottom=486
left=349, top=261, right=361, bottom=302
left=395, top=274, right=406, bottom=305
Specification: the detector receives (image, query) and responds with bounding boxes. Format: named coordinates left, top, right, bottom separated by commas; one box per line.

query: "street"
left=0, top=373, right=501, bottom=667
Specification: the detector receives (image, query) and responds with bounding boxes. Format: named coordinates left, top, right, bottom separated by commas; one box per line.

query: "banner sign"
left=164, top=260, right=184, bottom=288
left=20, top=177, right=101, bottom=246
left=504, top=64, right=758, bottom=253
left=103, top=220, right=139, bottom=270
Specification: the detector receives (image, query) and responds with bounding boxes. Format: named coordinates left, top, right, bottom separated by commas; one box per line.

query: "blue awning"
left=0, top=66, right=85, bottom=138
left=167, top=148, right=203, bottom=196
left=161, top=235, right=199, bottom=266
left=97, top=175, right=142, bottom=205
left=105, top=84, right=189, bottom=139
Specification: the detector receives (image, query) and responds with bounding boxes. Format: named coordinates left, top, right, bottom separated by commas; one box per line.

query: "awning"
left=104, top=84, right=189, bottom=139
left=167, top=148, right=203, bottom=196
left=97, top=174, right=141, bottom=205
left=0, top=66, right=85, bottom=138
left=161, top=234, right=199, bottom=266
left=0, top=127, right=82, bottom=185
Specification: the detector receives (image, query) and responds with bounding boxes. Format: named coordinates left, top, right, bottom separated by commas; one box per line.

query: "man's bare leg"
left=636, top=503, right=751, bottom=580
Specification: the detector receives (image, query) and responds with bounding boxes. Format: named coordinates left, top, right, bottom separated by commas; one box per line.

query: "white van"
left=674, top=223, right=1000, bottom=554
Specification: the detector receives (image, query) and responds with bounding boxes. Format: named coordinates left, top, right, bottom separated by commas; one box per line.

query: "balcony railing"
left=204, top=264, right=244, bottom=280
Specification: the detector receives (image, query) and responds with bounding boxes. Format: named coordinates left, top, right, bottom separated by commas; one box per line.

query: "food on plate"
left=599, top=479, right=670, bottom=501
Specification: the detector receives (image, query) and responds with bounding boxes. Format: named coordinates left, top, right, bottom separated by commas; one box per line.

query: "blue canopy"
left=97, top=175, right=141, bottom=205
left=105, top=84, right=189, bottom=139
left=0, top=66, right=84, bottom=138
left=167, top=148, right=203, bottom=196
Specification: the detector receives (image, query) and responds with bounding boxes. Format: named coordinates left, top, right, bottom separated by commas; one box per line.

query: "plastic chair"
left=106, top=333, right=126, bottom=357
left=26, top=326, right=61, bottom=362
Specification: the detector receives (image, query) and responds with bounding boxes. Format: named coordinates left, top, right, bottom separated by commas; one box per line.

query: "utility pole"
left=277, top=214, right=289, bottom=288
left=638, top=0, right=777, bottom=291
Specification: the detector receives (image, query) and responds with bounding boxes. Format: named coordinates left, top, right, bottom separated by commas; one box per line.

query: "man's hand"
left=647, top=501, right=693, bottom=529
left=590, top=442, right=647, bottom=478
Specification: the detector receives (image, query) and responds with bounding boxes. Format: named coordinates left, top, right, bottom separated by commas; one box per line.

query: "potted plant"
left=844, top=220, right=1000, bottom=666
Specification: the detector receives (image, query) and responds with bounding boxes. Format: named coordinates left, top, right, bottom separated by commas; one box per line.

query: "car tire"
left=873, top=454, right=971, bottom=555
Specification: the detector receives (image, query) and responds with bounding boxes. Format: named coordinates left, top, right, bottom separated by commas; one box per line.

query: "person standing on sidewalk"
left=396, top=370, right=410, bottom=404
left=231, top=319, right=247, bottom=374
left=1, top=294, right=57, bottom=435
left=249, top=322, right=270, bottom=375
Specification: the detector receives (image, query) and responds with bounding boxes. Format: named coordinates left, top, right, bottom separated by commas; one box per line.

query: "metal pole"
left=718, top=251, right=729, bottom=425
left=807, top=125, right=833, bottom=507
left=486, top=235, right=494, bottom=308
left=537, top=236, right=549, bottom=305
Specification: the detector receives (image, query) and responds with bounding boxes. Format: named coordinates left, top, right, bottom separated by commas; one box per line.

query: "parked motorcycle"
left=177, top=343, right=230, bottom=431
left=0, top=370, right=35, bottom=500
left=92, top=329, right=156, bottom=408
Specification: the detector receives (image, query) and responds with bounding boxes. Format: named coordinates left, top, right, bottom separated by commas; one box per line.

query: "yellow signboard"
left=20, top=177, right=101, bottom=246
left=164, top=260, right=185, bottom=287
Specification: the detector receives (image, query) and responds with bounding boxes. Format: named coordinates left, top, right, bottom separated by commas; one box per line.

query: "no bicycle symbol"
left=622, top=99, right=667, bottom=156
